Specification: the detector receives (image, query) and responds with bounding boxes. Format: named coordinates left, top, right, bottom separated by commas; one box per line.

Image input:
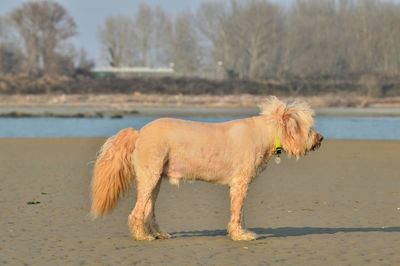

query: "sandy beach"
left=1, top=138, right=399, bottom=265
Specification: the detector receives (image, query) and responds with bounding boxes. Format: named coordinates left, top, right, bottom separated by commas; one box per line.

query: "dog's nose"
left=318, top=134, right=324, bottom=142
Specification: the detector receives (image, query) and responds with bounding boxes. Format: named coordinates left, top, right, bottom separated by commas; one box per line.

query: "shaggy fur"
left=91, top=96, right=323, bottom=241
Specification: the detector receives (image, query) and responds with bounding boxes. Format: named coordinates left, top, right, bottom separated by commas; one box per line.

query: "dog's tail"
left=91, top=128, right=139, bottom=218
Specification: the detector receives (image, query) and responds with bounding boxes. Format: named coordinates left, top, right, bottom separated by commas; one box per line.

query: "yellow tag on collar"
left=274, top=130, right=282, bottom=164
left=274, top=131, right=282, bottom=151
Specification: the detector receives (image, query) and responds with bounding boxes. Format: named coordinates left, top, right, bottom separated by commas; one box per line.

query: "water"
left=315, top=117, right=400, bottom=140
left=0, top=116, right=400, bottom=140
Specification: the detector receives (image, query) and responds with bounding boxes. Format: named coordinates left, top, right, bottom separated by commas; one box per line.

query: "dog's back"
left=134, top=117, right=261, bottom=185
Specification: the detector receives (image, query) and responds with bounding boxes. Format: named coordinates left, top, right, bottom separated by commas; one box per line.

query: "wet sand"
left=1, top=139, right=399, bottom=265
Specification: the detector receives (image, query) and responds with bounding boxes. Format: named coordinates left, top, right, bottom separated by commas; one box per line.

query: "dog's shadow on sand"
left=171, top=226, right=400, bottom=239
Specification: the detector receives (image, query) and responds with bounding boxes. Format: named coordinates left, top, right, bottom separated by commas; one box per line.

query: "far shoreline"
left=1, top=94, right=400, bottom=117
left=1, top=105, right=400, bottom=118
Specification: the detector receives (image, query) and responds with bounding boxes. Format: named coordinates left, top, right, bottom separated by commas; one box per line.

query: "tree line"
left=98, top=0, right=400, bottom=81
left=1, top=0, right=400, bottom=96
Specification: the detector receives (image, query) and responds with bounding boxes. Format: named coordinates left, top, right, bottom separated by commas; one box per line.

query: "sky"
left=0, top=0, right=324, bottom=66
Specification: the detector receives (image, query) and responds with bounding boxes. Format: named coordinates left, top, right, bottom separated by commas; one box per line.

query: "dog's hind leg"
left=128, top=164, right=163, bottom=241
left=128, top=146, right=167, bottom=241
left=128, top=178, right=158, bottom=240
left=144, top=179, right=170, bottom=239
left=227, top=178, right=257, bottom=241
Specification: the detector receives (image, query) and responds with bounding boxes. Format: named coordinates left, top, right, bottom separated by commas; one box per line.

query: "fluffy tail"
left=91, top=128, right=139, bottom=218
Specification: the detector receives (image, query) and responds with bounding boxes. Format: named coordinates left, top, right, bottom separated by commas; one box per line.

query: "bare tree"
left=197, top=1, right=231, bottom=77
left=152, top=6, right=173, bottom=67
left=0, top=16, right=23, bottom=74
left=167, top=12, right=201, bottom=74
left=238, top=0, right=283, bottom=79
left=10, top=0, right=77, bottom=75
left=197, top=1, right=283, bottom=80
left=99, top=16, right=137, bottom=67
left=134, top=3, right=154, bottom=67
left=0, top=16, right=12, bottom=42
left=99, top=4, right=174, bottom=68
left=282, top=0, right=340, bottom=78
left=0, top=44, right=24, bottom=74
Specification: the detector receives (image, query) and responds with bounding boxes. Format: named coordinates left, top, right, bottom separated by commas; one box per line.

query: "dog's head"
left=260, top=96, right=323, bottom=158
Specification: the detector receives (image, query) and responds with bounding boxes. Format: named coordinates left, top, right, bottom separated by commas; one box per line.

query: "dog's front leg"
left=227, top=180, right=257, bottom=241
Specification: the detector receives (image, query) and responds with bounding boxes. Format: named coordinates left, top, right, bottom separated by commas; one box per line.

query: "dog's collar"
left=274, top=130, right=282, bottom=155
left=274, top=130, right=282, bottom=164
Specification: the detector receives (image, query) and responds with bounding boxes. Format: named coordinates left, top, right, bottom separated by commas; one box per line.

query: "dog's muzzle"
left=311, top=133, right=324, bottom=151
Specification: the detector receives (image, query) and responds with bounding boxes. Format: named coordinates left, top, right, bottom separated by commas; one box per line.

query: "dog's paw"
left=229, top=230, right=257, bottom=241
left=155, top=231, right=171, bottom=240
left=133, top=234, right=156, bottom=241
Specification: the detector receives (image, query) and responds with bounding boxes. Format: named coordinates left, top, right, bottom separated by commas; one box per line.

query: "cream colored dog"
left=91, top=96, right=323, bottom=241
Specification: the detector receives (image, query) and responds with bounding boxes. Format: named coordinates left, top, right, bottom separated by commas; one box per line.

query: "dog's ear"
left=280, top=101, right=314, bottom=158
left=281, top=111, right=304, bottom=157
left=260, top=96, right=286, bottom=120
